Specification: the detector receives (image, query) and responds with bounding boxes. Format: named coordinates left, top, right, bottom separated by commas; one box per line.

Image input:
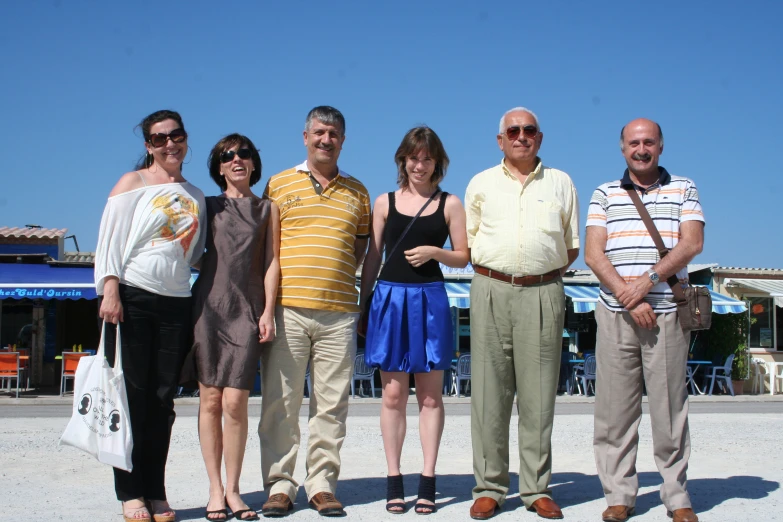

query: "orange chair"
left=0, top=352, right=21, bottom=398
left=60, top=352, right=89, bottom=396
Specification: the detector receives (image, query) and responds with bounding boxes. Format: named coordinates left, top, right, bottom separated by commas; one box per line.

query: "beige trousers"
left=258, top=305, right=358, bottom=501
left=470, top=274, right=565, bottom=508
left=593, top=304, right=692, bottom=511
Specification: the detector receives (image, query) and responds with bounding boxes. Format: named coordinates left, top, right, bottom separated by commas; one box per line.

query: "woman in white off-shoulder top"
left=94, top=110, right=206, bottom=522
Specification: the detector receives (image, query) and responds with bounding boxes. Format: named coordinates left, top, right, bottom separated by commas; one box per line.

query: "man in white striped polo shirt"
left=585, top=118, right=704, bottom=522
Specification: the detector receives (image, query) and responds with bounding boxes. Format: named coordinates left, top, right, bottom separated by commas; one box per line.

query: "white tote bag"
left=59, top=322, right=133, bottom=471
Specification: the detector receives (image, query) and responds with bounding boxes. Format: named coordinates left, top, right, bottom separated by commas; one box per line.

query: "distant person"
left=258, top=106, right=371, bottom=518
left=585, top=118, right=704, bottom=522
left=183, top=134, right=280, bottom=521
left=95, top=109, right=206, bottom=522
left=359, top=126, right=469, bottom=514
left=465, top=107, right=579, bottom=520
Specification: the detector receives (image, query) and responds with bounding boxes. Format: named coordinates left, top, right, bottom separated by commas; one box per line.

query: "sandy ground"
left=1, top=402, right=781, bottom=521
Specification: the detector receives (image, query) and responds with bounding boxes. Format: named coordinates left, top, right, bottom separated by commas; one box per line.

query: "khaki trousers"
left=593, top=304, right=692, bottom=511
left=258, top=305, right=358, bottom=501
left=470, top=274, right=564, bottom=508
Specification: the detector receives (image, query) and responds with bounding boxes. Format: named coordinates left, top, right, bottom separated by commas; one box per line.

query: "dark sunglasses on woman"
left=220, top=148, right=253, bottom=163
left=148, top=128, right=188, bottom=148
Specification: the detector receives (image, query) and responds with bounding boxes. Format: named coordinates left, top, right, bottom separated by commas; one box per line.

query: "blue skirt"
left=364, top=280, right=453, bottom=373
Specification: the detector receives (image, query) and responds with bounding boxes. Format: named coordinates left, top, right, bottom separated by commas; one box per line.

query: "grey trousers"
left=470, top=274, right=564, bottom=508
left=593, top=304, right=692, bottom=511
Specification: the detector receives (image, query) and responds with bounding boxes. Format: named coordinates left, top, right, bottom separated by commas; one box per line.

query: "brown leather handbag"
left=626, top=189, right=711, bottom=331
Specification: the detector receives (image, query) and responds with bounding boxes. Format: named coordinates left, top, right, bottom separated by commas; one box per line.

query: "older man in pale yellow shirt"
left=465, top=107, right=579, bottom=521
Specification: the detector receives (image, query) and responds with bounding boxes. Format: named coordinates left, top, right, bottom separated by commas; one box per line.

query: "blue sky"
left=1, top=1, right=781, bottom=268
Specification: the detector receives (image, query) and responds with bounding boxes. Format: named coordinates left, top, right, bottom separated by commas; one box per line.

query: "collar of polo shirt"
left=620, top=166, right=671, bottom=190
left=295, top=160, right=352, bottom=179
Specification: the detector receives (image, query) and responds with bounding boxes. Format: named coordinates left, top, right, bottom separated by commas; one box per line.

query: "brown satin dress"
left=190, top=195, right=271, bottom=390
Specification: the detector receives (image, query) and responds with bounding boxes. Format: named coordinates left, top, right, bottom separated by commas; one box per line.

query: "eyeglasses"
left=148, top=128, right=188, bottom=147
left=220, top=148, right=252, bottom=163
left=504, top=125, right=538, bottom=141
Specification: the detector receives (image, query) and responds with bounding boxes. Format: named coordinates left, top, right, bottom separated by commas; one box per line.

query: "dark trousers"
left=103, top=284, right=192, bottom=501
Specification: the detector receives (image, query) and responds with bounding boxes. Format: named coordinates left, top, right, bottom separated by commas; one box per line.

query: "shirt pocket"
left=533, top=200, right=563, bottom=234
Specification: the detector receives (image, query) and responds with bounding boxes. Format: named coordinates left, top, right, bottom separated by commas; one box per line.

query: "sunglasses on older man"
left=504, top=125, right=538, bottom=141
left=220, top=148, right=253, bottom=163
left=148, top=128, right=188, bottom=148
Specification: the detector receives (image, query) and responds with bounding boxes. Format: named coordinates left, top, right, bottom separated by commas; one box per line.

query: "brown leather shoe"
left=261, top=493, right=293, bottom=517
left=602, top=505, right=635, bottom=521
left=469, top=497, right=499, bottom=520
left=528, top=497, right=564, bottom=519
left=308, top=492, right=345, bottom=517
left=668, top=508, right=699, bottom=522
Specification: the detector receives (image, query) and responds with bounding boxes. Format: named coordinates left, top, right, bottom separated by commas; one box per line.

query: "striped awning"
left=724, top=278, right=783, bottom=307
left=564, top=285, right=747, bottom=314
left=194, top=274, right=474, bottom=309
left=445, top=282, right=471, bottom=308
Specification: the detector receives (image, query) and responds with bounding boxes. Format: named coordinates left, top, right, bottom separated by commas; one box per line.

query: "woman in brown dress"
left=190, top=134, right=280, bottom=520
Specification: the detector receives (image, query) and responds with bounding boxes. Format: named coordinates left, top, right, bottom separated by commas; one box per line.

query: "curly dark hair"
left=133, top=110, right=186, bottom=170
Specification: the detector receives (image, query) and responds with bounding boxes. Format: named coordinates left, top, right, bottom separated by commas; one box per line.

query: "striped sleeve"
left=680, top=179, right=705, bottom=224
left=585, top=186, right=609, bottom=227
left=357, top=186, right=371, bottom=238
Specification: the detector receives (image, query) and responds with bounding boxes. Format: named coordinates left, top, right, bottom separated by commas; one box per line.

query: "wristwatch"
left=646, top=269, right=660, bottom=285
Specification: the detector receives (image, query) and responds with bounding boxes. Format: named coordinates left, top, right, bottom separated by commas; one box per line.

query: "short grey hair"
left=305, top=106, right=346, bottom=135
left=619, top=122, right=664, bottom=150
left=499, top=107, right=540, bottom=134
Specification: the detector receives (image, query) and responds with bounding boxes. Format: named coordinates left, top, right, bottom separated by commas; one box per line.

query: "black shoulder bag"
left=358, top=190, right=441, bottom=337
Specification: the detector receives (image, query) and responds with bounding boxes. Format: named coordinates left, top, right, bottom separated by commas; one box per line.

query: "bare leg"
left=198, top=383, right=227, bottom=520
left=381, top=371, right=410, bottom=510
left=223, top=387, right=256, bottom=519
left=414, top=371, right=445, bottom=511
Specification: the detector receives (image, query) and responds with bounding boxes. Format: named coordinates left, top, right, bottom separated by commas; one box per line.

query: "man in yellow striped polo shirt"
left=259, top=106, right=371, bottom=517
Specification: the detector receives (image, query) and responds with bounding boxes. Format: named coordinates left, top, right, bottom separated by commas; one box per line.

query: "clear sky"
left=1, top=1, right=781, bottom=269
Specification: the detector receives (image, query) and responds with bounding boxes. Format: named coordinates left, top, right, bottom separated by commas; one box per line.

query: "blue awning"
left=445, top=282, right=471, bottom=308
left=563, top=284, right=747, bottom=314
left=191, top=274, right=475, bottom=310
left=0, top=264, right=96, bottom=300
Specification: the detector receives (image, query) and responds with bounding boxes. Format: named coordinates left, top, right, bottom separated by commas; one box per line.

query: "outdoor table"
left=566, top=359, right=585, bottom=396
left=769, top=361, right=783, bottom=395
left=686, top=360, right=712, bottom=395
left=54, top=350, right=96, bottom=360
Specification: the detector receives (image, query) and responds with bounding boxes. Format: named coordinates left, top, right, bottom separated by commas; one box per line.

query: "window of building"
left=777, top=305, right=783, bottom=351
left=748, top=297, right=774, bottom=349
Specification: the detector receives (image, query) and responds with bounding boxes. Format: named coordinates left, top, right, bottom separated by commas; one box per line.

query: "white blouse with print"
left=94, top=182, right=207, bottom=298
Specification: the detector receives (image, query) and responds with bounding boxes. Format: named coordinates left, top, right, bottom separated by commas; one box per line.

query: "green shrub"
left=707, top=312, right=750, bottom=380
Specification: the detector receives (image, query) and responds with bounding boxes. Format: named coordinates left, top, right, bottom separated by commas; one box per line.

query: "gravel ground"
left=1, top=406, right=781, bottom=521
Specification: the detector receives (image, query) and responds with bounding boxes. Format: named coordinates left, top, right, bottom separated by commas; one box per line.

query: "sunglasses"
left=148, top=128, right=188, bottom=148
left=504, top=125, right=538, bottom=141
left=220, top=148, right=252, bottom=163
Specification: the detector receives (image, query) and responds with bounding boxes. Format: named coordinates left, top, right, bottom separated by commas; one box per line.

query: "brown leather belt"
left=473, top=265, right=561, bottom=286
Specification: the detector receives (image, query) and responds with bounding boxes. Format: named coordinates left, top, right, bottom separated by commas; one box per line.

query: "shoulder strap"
left=379, top=190, right=440, bottom=277
left=626, top=188, right=686, bottom=303
left=136, top=171, right=148, bottom=187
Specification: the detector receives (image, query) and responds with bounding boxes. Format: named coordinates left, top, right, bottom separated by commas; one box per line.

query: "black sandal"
left=204, top=498, right=227, bottom=521
left=386, top=474, right=406, bottom=514
left=226, top=496, right=259, bottom=521
left=414, top=475, right=437, bottom=515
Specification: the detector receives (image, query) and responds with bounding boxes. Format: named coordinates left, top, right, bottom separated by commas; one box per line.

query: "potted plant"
left=706, top=312, right=750, bottom=394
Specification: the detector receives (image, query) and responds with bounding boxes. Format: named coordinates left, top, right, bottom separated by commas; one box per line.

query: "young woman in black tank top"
left=359, top=127, right=469, bottom=514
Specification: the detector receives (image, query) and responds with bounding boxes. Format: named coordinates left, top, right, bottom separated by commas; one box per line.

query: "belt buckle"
left=539, top=274, right=545, bottom=283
